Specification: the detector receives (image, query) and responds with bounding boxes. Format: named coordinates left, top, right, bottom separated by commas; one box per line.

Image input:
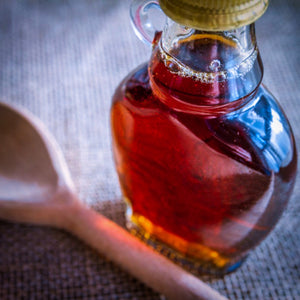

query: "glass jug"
left=111, top=0, right=297, bottom=275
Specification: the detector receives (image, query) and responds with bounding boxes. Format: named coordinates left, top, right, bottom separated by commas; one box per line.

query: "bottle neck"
left=149, top=20, right=263, bottom=116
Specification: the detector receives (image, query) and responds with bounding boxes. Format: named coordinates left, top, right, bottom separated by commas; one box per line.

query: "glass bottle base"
left=126, top=212, right=247, bottom=277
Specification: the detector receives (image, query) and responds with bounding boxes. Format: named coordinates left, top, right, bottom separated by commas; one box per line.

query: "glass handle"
left=130, top=0, right=166, bottom=45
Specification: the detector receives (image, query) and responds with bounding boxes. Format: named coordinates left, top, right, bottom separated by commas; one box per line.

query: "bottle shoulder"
left=226, top=85, right=297, bottom=174
left=112, top=63, right=169, bottom=117
left=113, top=63, right=151, bottom=103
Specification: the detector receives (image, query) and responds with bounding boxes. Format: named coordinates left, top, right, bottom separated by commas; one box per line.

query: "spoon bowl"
left=0, top=102, right=76, bottom=226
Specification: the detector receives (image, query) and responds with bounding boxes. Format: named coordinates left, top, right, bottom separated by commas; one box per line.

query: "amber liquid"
left=111, top=37, right=297, bottom=274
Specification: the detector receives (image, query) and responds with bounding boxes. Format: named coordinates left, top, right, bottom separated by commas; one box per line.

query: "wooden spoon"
left=0, top=102, right=227, bottom=300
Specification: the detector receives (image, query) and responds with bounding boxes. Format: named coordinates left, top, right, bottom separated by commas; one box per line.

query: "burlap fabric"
left=0, top=0, right=299, bottom=299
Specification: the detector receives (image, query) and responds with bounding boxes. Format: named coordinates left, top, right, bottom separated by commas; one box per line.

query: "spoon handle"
left=65, top=204, right=228, bottom=300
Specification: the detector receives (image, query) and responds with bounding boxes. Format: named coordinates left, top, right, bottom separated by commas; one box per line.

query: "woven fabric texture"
left=0, top=0, right=299, bottom=299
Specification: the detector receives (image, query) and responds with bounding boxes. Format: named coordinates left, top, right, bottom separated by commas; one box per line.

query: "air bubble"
left=166, top=60, right=180, bottom=73
left=209, top=59, right=221, bottom=72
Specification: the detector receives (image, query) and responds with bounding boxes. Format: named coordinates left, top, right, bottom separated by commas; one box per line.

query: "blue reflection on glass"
left=228, top=86, right=293, bottom=173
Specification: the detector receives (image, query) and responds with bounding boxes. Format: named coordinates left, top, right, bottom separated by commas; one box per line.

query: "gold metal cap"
left=159, top=0, right=269, bottom=31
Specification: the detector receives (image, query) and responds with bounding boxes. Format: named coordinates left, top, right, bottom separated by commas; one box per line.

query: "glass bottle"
left=111, top=0, right=297, bottom=275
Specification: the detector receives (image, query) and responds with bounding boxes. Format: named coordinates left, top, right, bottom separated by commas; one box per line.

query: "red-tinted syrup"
left=111, top=36, right=296, bottom=270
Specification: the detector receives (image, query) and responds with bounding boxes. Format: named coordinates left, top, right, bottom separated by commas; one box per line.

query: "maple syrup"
left=111, top=29, right=296, bottom=274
